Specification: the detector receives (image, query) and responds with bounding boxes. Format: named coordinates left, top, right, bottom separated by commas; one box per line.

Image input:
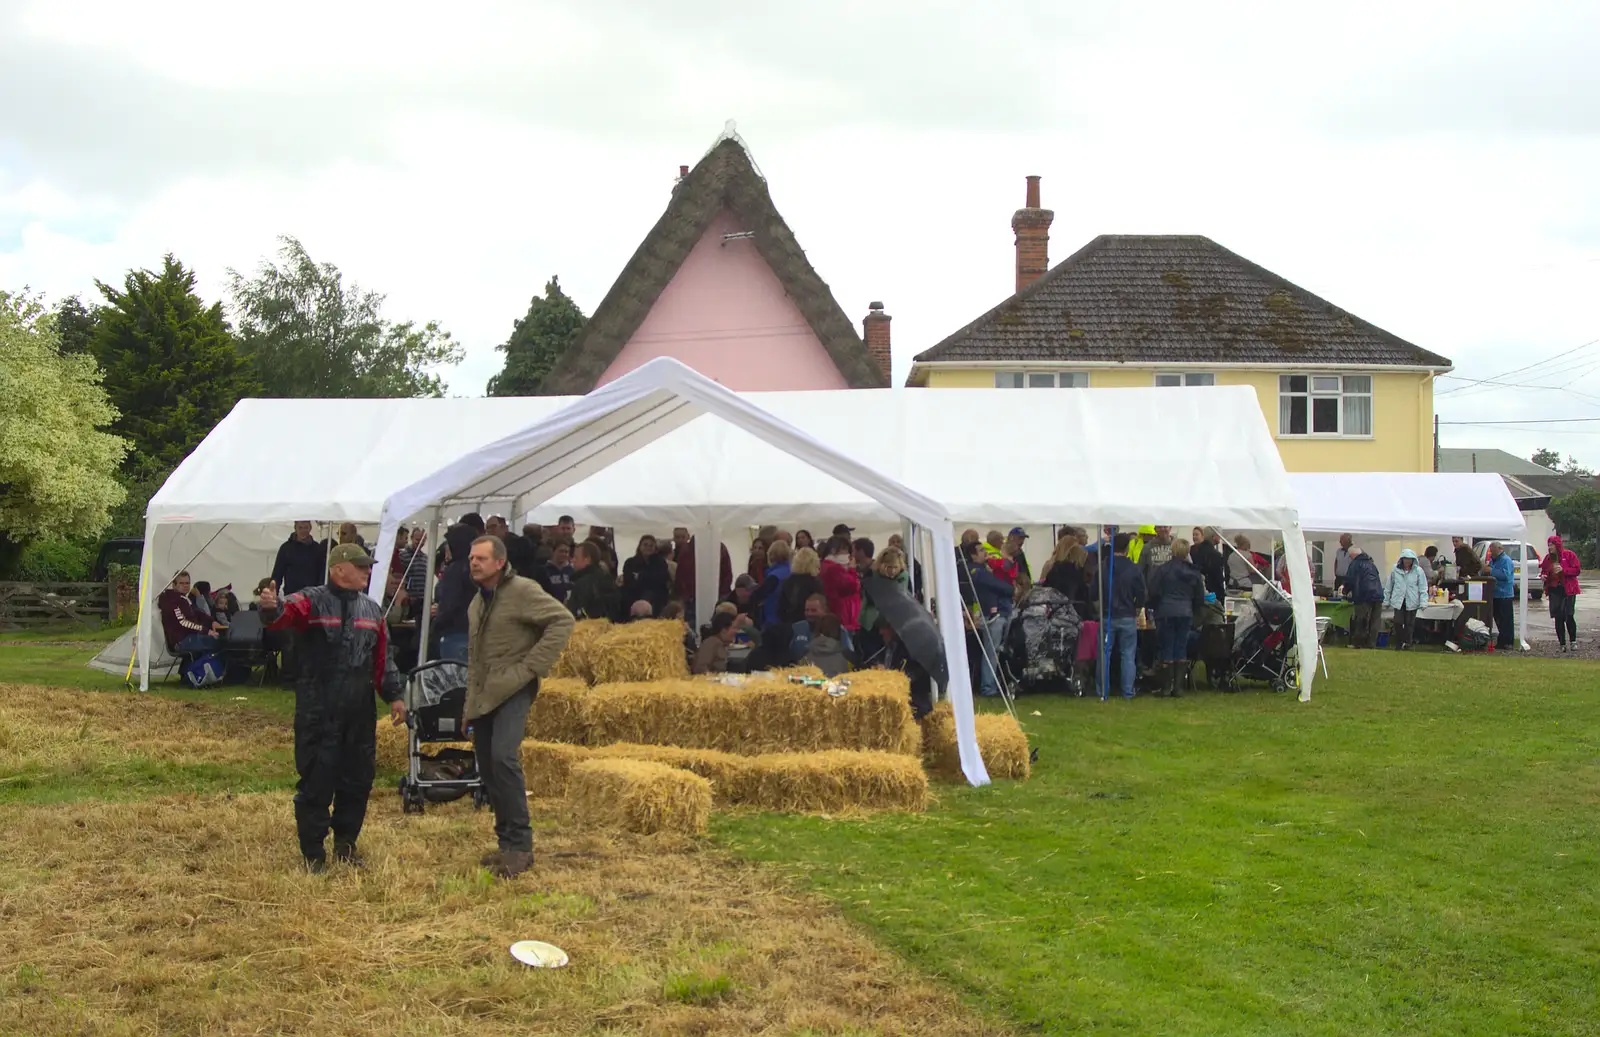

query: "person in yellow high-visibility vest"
left=1128, top=525, right=1156, bottom=566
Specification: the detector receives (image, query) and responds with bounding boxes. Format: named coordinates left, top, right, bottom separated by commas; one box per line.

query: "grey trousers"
left=472, top=686, right=534, bottom=853
left=1351, top=602, right=1383, bottom=648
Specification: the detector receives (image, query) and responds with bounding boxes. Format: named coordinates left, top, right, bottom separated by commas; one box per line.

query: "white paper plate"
left=510, top=940, right=569, bottom=968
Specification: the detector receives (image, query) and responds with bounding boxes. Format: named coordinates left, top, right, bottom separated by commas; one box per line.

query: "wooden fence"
left=0, top=580, right=124, bottom=629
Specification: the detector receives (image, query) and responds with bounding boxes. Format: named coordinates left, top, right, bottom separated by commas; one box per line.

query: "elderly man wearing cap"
left=1004, top=527, right=1032, bottom=585
left=260, top=542, right=405, bottom=873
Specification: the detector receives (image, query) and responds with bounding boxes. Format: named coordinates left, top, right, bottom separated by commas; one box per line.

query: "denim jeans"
left=176, top=633, right=219, bottom=654
left=1110, top=617, right=1139, bottom=699
left=1156, top=616, right=1190, bottom=663
left=437, top=631, right=469, bottom=662
left=975, top=613, right=1006, bottom=696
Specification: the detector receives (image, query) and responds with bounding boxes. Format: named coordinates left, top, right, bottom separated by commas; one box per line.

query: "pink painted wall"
left=598, top=209, right=851, bottom=390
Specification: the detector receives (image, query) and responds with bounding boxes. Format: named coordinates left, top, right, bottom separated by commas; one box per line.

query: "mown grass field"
left=0, top=638, right=1596, bottom=1034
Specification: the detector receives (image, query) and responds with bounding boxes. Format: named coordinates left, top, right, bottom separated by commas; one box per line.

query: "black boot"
left=1151, top=663, right=1170, bottom=697
left=333, top=841, right=364, bottom=868
left=1171, top=663, right=1187, bottom=698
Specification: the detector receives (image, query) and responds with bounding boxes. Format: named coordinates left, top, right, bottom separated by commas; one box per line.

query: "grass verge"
left=716, top=649, right=1600, bottom=1036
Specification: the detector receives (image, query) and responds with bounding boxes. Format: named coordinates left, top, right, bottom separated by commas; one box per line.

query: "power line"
left=1439, top=417, right=1600, bottom=425
left=1436, top=335, right=1600, bottom=397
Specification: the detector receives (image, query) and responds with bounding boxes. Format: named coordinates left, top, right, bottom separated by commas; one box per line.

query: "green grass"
left=662, top=970, right=735, bottom=1005
left=0, top=642, right=297, bottom=717
left=716, top=650, right=1600, bottom=1037
left=0, top=622, right=130, bottom=644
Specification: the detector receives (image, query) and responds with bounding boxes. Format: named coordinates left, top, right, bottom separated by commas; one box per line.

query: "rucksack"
left=182, top=652, right=225, bottom=688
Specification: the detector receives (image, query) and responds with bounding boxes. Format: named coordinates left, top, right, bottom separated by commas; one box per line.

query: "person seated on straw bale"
left=722, top=573, right=760, bottom=614
left=790, top=592, right=855, bottom=662
left=712, top=600, right=758, bottom=645
left=874, top=615, right=933, bottom=718
left=804, top=613, right=852, bottom=677
left=694, top=611, right=754, bottom=674
left=627, top=599, right=655, bottom=621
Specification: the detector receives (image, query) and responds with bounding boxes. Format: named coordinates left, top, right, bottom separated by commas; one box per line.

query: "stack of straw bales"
left=920, top=702, right=1031, bottom=781
left=582, top=677, right=918, bottom=756
left=521, top=740, right=928, bottom=812
left=549, top=619, right=610, bottom=682
left=565, top=758, right=711, bottom=835
left=529, top=677, right=591, bottom=744
left=586, top=620, right=690, bottom=684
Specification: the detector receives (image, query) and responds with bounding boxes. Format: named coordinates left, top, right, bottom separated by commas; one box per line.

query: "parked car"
left=90, top=537, right=144, bottom=582
left=1474, top=540, right=1542, bottom=600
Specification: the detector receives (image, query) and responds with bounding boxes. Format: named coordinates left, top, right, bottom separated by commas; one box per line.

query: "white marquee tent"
left=1287, top=471, right=1530, bottom=643
left=132, top=360, right=1322, bottom=762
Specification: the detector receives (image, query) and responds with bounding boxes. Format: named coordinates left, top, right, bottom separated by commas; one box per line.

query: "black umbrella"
left=861, top=574, right=949, bottom=686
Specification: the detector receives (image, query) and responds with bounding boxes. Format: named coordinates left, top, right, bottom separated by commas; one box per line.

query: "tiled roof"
left=912, top=235, right=1452, bottom=372
left=1438, top=448, right=1591, bottom=497
left=541, top=137, right=885, bottom=394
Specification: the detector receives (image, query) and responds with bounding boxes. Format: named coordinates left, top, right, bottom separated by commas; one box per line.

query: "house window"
left=995, top=371, right=1090, bottom=388
left=1278, top=374, right=1372, bottom=436
left=1154, top=372, right=1216, bottom=387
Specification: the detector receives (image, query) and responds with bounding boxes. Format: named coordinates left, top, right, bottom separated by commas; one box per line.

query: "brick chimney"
left=1011, top=175, right=1054, bottom=293
left=863, top=301, right=892, bottom=384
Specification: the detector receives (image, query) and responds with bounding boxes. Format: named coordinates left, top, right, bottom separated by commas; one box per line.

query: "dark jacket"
left=158, top=588, right=210, bottom=651
left=965, top=559, right=1014, bottom=617
left=433, top=525, right=479, bottom=636
left=567, top=564, right=620, bottom=620
left=262, top=583, right=402, bottom=710
left=1345, top=553, right=1385, bottom=604
left=1106, top=554, right=1148, bottom=620
left=777, top=572, right=825, bottom=625
left=545, top=562, right=574, bottom=604
left=1147, top=558, right=1207, bottom=620
left=622, top=553, right=672, bottom=614
left=270, top=535, right=328, bottom=596
left=1041, top=560, right=1086, bottom=603
left=1190, top=539, right=1227, bottom=598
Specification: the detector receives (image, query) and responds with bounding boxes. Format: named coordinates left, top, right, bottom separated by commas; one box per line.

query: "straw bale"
left=585, top=677, right=917, bottom=756
left=566, top=758, right=712, bottom=835
left=741, top=750, right=927, bottom=813
left=920, top=702, right=1031, bottom=781
left=586, top=620, right=691, bottom=684
left=975, top=712, right=1031, bottom=780
left=531, top=677, right=592, bottom=744
left=520, top=740, right=593, bottom=797
left=827, top=669, right=922, bottom=754
left=550, top=619, right=611, bottom=682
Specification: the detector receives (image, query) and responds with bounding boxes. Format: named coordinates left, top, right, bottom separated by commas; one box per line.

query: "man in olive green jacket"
left=466, top=535, right=574, bottom=878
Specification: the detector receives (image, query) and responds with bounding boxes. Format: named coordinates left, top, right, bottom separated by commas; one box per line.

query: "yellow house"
left=907, top=180, right=1452, bottom=473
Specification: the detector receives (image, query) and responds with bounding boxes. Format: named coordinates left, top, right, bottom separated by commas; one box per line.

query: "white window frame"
left=1277, top=373, right=1374, bottom=439
left=1153, top=372, right=1216, bottom=387
left=995, top=371, right=1090, bottom=389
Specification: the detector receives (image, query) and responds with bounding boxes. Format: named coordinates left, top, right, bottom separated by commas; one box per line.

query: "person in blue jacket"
left=1384, top=549, right=1428, bottom=650
left=1488, top=541, right=1517, bottom=649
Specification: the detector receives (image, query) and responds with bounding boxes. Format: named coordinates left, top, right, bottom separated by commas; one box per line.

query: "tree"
left=0, top=290, right=129, bottom=574
left=54, top=295, right=97, bottom=354
left=90, top=255, right=259, bottom=478
left=1531, top=448, right=1561, bottom=470
left=229, top=236, right=463, bottom=398
left=487, top=276, right=588, bottom=396
left=1548, top=487, right=1600, bottom=563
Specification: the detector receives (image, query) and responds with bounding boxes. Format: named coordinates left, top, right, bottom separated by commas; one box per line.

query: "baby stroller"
left=1003, top=586, right=1082, bottom=693
left=397, top=659, right=489, bottom=815
left=1219, top=589, right=1300, bottom=692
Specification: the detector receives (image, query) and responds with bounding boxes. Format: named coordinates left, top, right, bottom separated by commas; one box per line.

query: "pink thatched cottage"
left=540, top=135, right=889, bottom=393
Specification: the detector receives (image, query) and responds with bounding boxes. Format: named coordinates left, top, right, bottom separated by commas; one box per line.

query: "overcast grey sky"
left=3, top=0, right=1598, bottom=465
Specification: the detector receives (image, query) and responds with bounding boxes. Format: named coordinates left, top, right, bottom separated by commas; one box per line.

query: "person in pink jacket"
left=819, top=536, right=863, bottom=632
left=1539, top=534, right=1582, bottom=650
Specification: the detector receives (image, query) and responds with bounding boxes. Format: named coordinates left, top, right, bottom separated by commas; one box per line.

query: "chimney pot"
left=869, top=300, right=884, bottom=311
left=1025, top=174, right=1041, bottom=208
left=679, top=164, right=689, bottom=177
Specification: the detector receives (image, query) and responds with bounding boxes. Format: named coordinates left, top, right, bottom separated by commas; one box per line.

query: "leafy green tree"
left=487, top=276, right=588, bottom=396
left=0, top=291, right=129, bottom=575
left=54, top=295, right=97, bottom=354
left=228, top=236, right=463, bottom=398
left=90, top=255, right=258, bottom=478
left=1531, top=448, right=1561, bottom=470
left=1548, top=487, right=1600, bottom=564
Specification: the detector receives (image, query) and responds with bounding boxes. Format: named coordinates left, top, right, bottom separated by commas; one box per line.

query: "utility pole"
left=1433, top=413, right=1440, bottom=473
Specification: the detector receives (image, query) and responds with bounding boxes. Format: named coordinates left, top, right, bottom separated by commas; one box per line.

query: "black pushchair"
left=397, top=660, right=489, bottom=815
left=1215, top=589, right=1300, bottom=692
left=1003, top=586, right=1082, bottom=693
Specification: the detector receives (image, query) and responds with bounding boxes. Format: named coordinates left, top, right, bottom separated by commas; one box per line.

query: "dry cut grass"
left=0, top=792, right=1007, bottom=1037
left=0, top=683, right=290, bottom=776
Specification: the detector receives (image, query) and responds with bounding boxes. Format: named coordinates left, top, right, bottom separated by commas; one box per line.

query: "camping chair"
left=1314, top=615, right=1331, bottom=679
left=221, top=611, right=274, bottom=686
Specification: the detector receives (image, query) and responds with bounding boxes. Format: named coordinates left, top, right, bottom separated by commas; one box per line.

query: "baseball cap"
left=1008, top=527, right=1028, bottom=539
left=832, top=523, right=854, bottom=536
left=328, top=543, right=374, bottom=568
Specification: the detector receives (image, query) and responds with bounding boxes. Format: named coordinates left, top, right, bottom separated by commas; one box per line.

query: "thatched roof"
left=541, top=138, right=886, bottom=393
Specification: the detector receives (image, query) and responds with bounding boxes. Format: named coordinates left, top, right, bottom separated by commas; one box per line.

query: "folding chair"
left=1314, top=615, right=1331, bottom=679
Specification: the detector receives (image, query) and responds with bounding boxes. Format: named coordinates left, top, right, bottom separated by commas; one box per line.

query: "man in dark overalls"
left=260, top=542, right=405, bottom=872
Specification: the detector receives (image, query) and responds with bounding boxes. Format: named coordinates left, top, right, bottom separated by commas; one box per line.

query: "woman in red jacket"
left=819, top=536, right=863, bottom=631
left=1540, top=534, right=1582, bottom=650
